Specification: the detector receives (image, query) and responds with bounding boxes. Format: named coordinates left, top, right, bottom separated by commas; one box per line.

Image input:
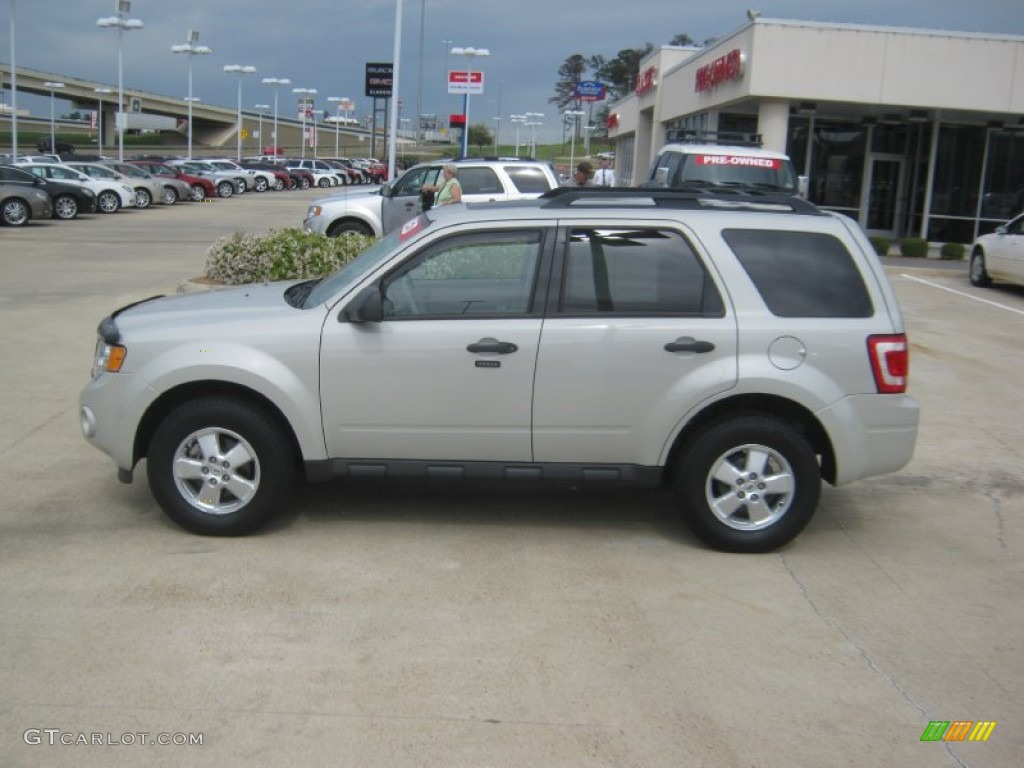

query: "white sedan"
left=17, top=162, right=136, bottom=214
left=970, top=213, right=1024, bottom=288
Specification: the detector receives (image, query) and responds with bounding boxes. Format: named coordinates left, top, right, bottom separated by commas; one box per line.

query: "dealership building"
left=607, top=17, right=1024, bottom=242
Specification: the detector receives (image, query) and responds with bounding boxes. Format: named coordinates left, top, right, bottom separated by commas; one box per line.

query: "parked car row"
left=0, top=152, right=360, bottom=227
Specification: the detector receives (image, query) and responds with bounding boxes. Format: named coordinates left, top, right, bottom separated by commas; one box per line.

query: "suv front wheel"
left=675, top=415, right=820, bottom=553
left=147, top=397, right=295, bottom=536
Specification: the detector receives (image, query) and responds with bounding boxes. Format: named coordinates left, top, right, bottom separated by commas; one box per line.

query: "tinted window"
left=504, top=166, right=551, bottom=194
left=723, top=229, right=873, bottom=317
left=0, top=167, right=33, bottom=182
left=458, top=167, right=502, bottom=195
left=392, top=166, right=439, bottom=197
left=560, top=228, right=723, bottom=316
left=383, top=231, right=542, bottom=318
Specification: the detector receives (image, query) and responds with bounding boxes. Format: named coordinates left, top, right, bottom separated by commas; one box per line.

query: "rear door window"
left=723, top=229, right=873, bottom=317
left=504, top=166, right=552, bottom=194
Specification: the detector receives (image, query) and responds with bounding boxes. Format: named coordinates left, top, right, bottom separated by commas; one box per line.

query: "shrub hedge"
left=899, top=238, right=929, bottom=258
left=205, top=228, right=375, bottom=285
left=939, top=242, right=966, bottom=261
left=868, top=236, right=890, bottom=256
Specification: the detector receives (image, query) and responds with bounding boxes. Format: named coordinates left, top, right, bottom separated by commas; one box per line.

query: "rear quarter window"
left=504, top=166, right=553, bottom=194
left=722, top=229, right=873, bottom=317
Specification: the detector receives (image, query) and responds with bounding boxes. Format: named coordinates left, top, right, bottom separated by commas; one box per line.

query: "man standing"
left=594, top=156, right=616, bottom=187
left=572, top=161, right=594, bottom=187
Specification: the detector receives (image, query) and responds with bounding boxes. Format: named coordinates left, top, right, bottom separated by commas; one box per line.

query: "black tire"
left=162, top=186, right=178, bottom=205
left=147, top=397, right=295, bottom=536
left=97, top=190, right=121, bottom=213
left=274, top=178, right=285, bottom=191
left=53, top=194, right=79, bottom=220
left=318, top=177, right=331, bottom=188
left=254, top=176, right=269, bottom=192
left=969, top=249, right=992, bottom=287
left=134, top=187, right=152, bottom=209
left=190, top=184, right=206, bottom=202
left=674, top=415, right=821, bottom=553
left=235, top=178, right=247, bottom=193
left=328, top=219, right=373, bottom=237
left=217, top=181, right=234, bottom=198
left=299, top=177, right=311, bottom=190
left=1, top=197, right=30, bottom=226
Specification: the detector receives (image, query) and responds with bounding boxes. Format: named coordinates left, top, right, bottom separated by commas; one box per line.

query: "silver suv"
left=80, top=188, right=918, bottom=552
left=303, top=158, right=559, bottom=238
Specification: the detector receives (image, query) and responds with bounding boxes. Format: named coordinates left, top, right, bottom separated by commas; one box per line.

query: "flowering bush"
left=204, top=229, right=375, bottom=285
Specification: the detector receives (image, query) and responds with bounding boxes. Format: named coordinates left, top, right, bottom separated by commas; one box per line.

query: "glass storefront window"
left=807, top=121, right=865, bottom=212
left=930, top=125, right=985, bottom=217
left=981, top=130, right=1024, bottom=221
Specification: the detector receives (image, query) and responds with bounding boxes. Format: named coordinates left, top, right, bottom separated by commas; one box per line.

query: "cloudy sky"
left=3, top=0, right=1022, bottom=142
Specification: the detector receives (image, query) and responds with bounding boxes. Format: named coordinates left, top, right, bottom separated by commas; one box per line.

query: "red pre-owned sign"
left=696, top=154, right=781, bottom=169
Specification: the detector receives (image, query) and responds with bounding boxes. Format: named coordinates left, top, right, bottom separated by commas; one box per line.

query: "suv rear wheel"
left=675, top=415, right=820, bottom=553
left=147, top=397, right=295, bottom=536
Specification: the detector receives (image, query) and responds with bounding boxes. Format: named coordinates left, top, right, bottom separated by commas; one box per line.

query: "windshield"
left=303, top=226, right=413, bottom=308
left=649, top=150, right=798, bottom=193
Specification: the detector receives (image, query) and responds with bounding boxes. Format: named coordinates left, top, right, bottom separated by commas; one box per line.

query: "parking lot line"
left=898, top=273, right=1024, bottom=317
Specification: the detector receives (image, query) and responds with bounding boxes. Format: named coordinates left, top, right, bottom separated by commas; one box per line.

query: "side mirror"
left=995, top=225, right=1008, bottom=235
left=340, top=285, right=384, bottom=323
left=654, top=167, right=670, bottom=187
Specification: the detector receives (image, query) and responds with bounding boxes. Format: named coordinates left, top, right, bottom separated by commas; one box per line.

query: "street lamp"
left=224, top=64, right=256, bottom=161
left=492, top=116, right=501, bottom=154
left=449, top=45, right=489, bottom=158
left=8, top=0, right=19, bottom=158
left=96, top=0, right=144, bottom=161
left=93, top=87, right=112, bottom=151
left=525, top=112, right=544, bottom=158
left=292, top=87, right=317, bottom=159
left=510, top=114, right=526, bottom=157
left=327, top=96, right=344, bottom=156
left=171, top=30, right=212, bottom=160
left=254, top=104, right=270, bottom=152
left=42, top=81, right=64, bottom=154
left=261, top=77, right=291, bottom=157
left=564, top=109, right=584, bottom=178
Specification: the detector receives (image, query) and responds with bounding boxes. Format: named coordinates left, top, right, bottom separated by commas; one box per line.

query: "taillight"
left=867, top=334, right=909, bottom=394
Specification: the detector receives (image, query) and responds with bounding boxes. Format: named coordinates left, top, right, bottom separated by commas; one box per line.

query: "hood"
left=312, top=187, right=382, bottom=208
left=112, top=281, right=311, bottom=338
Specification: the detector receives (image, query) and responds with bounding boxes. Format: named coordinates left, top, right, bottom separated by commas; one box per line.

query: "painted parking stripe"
left=899, top=274, right=1024, bottom=317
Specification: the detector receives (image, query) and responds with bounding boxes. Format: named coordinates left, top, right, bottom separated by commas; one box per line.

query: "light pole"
left=564, top=109, right=584, bottom=176
left=254, top=104, right=270, bottom=152
left=449, top=45, right=489, bottom=158
left=327, top=96, right=344, bottom=156
left=93, top=87, right=112, bottom=151
left=8, top=0, right=18, bottom=158
left=42, top=81, right=64, bottom=153
left=261, top=77, right=291, bottom=156
left=171, top=30, right=211, bottom=160
left=510, top=114, right=526, bottom=157
left=224, top=64, right=256, bottom=161
left=525, top=112, right=544, bottom=158
left=492, top=116, right=501, bottom=154
left=96, top=0, right=144, bottom=162
left=293, top=87, right=316, bottom=159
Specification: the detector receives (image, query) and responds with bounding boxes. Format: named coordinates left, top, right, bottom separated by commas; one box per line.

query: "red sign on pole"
left=448, top=71, right=484, bottom=95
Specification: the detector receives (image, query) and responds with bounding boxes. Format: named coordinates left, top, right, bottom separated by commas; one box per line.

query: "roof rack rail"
left=538, top=187, right=823, bottom=215
left=663, top=129, right=764, bottom=147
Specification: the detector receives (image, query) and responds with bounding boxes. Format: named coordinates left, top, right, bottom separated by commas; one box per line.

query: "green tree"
left=588, top=45, right=654, bottom=101
left=669, top=33, right=697, bottom=46
left=467, top=123, right=493, bottom=154
left=549, top=53, right=587, bottom=112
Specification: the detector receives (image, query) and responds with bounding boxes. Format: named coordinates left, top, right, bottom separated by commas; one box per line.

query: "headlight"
left=307, top=205, right=322, bottom=218
left=92, top=338, right=127, bottom=378
left=121, top=184, right=134, bottom=194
